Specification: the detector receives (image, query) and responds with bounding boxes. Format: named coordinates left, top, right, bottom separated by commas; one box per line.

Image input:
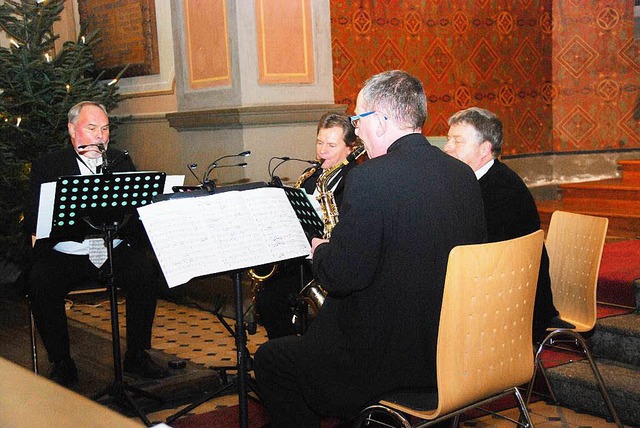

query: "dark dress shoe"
left=123, top=350, right=168, bottom=379
left=48, top=357, right=78, bottom=386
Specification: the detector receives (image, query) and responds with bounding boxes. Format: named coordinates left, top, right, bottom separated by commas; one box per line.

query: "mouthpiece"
left=346, top=145, right=366, bottom=163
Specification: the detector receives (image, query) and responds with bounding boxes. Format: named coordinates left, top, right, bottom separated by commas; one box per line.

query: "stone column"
left=167, top=0, right=344, bottom=186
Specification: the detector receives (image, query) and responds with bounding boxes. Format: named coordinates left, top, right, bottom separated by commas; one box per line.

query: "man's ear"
left=481, top=141, right=493, bottom=157
left=375, top=114, right=387, bottom=137
left=67, top=122, right=75, bottom=138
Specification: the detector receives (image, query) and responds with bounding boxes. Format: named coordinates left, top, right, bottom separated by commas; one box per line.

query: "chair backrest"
left=545, top=211, right=608, bottom=332
left=433, top=230, right=544, bottom=417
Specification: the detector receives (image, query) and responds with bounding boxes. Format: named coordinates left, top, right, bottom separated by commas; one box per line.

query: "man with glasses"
left=254, top=70, right=487, bottom=427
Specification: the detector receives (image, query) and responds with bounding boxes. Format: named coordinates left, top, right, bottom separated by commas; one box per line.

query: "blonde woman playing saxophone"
left=254, top=112, right=361, bottom=339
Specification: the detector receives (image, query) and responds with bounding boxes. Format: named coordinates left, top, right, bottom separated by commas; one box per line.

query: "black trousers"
left=254, top=261, right=312, bottom=339
left=28, top=243, right=158, bottom=363
left=254, top=335, right=321, bottom=427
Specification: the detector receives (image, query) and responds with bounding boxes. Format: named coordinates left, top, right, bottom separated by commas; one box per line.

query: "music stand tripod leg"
left=166, top=271, right=256, bottom=428
left=89, top=223, right=163, bottom=426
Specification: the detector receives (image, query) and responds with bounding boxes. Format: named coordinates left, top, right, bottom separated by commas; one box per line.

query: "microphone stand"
left=268, top=156, right=320, bottom=187
left=202, top=163, right=248, bottom=192
left=202, top=151, right=251, bottom=192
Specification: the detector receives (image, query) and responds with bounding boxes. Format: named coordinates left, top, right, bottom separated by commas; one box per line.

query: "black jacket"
left=24, top=147, right=145, bottom=260
left=299, top=133, right=487, bottom=419
left=478, top=159, right=558, bottom=340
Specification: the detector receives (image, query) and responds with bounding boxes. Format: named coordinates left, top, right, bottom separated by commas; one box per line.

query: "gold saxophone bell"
left=248, top=264, right=278, bottom=292
left=298, top=279, right=327, bottom=315
left=247, top=163, right=319, bottom=287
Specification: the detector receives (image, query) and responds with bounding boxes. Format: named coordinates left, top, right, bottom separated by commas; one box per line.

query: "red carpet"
left=597, top=239, right=640, bottom=308
left=170, top=400, right=268, bottom=428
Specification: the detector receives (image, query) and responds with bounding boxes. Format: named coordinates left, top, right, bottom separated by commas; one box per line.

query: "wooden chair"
left=355, top=230, right=544, bottom=427
left=524, top=211, right=622, bottom=427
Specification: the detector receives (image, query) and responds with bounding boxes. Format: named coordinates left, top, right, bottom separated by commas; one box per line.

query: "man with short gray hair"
left=24, top=101, right=166, bottom=386
left=254, top=71, right=487, bottom=426
left=444, top=106, right=560, bottom=343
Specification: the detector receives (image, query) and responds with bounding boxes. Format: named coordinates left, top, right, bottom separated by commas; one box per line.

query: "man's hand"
left=311, top=237, right=329, bottom=256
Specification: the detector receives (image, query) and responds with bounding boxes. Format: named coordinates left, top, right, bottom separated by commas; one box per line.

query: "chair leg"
left=526, top=330, right=623, bottom=428
left=353, top=404, right=412, bottom=428
left=525, top=332, right=553, bottom=408
left=514, top=386, right=534, bottom=427
left=536, top=357, right=558, bottom=403
left=569, top=331, right=623, bottom=428
left=29, top=306, right=39, bottom=374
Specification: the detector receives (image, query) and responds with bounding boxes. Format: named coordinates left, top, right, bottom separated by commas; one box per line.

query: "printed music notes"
left=137, top=187, right=311, bottom=288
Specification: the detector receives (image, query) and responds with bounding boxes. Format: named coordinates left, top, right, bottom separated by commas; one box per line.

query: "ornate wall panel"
left=552, top=1, right=639, bottom=151
left=184, top=0, right=231, bottom=89
left=255, top=0, right=315, bottom=84
left=330, top=0, right=639, bottom=155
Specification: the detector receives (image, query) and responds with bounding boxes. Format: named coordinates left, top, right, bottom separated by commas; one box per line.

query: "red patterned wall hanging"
left=330, top=0, right=638, bottom=155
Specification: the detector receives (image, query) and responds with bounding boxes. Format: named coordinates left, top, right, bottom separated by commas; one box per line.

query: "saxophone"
left=247, top=164, right=318, bottom=290
left=299, top=145, right=366, bottom=313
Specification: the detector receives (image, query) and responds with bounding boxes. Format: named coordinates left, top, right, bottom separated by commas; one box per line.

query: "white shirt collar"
left=76, top=153, right=104, bottom=175
left=474, top=158, right=495, bottom=180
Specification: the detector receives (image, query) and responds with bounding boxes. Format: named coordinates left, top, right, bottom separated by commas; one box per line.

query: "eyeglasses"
left=349, top=111, right=376, bottom=128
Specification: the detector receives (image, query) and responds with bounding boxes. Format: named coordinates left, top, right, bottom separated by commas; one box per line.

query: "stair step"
left=591, top=313, right=640, bottom=367
left=547, top=358, right=640, bottom=426
left=537, top=200, right=640, bottom=240
left=619, top=160, right=640, bottom=182
left=560, top=179, right=640, bottom=211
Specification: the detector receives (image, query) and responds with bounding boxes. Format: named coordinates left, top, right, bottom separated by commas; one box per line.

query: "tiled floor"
left=65, top=295, right=624, bottom=427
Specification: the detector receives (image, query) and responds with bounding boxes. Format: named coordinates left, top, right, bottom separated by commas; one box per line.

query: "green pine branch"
left=0, top=0, right=125, bottom=277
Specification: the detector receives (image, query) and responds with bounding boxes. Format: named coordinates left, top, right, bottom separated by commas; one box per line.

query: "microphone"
left=268, top=156, right=320, bottom=186
left=77, top=143, right=106, bottom=151
left=78, top=143, right=110, bottom=173
left=102, top=150, right=129, bottom=174
left=202, top=151, right=251, bottom=192
left=216, top=162, right=248, bottom=168
left=186, top=163, right=202, bottom=185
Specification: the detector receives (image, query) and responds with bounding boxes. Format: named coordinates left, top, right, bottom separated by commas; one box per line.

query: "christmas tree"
left=0, top=0, right=125, bottom=288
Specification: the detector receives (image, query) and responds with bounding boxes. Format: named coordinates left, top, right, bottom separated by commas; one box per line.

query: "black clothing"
left=478, top=159, right=559, bottom=342
left=254, top=134, right=487, bottom=425
left=25, top=147, right=158, bottom=363
left=300, top=161, right=354, bottom=210
left=254, top=161, right=356, bottom=339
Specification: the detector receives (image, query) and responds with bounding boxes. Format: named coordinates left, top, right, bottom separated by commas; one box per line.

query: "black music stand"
left=282, top=186, right=324, bottom=240
left=166, top=269, right=256, bottom=427
left=157, top=183, right=310, bottom=428
left=51, top=171, right=166, bottom=426
left=281, top=186, right=324, bottom=333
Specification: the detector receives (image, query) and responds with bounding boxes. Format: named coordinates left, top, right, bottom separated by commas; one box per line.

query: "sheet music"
left=137, top=187, right=311, bottom=288
left=35, top=175, right=183, bottom=240
left=36, top=182, right=56, bottom=239
left=163, top=174, right=185, bottom=193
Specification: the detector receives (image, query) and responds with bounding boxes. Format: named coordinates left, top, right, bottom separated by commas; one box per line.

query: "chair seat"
left=379, top=387, right=438, bottom=413
left=551, top=319, right=592, bottom=333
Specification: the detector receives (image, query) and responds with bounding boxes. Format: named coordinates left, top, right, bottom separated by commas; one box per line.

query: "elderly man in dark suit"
left=444, top=106, right=561, bottom=343
left=253, top=70, right=487, bottom=427
left=23, top=101, right=165, bottom=386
